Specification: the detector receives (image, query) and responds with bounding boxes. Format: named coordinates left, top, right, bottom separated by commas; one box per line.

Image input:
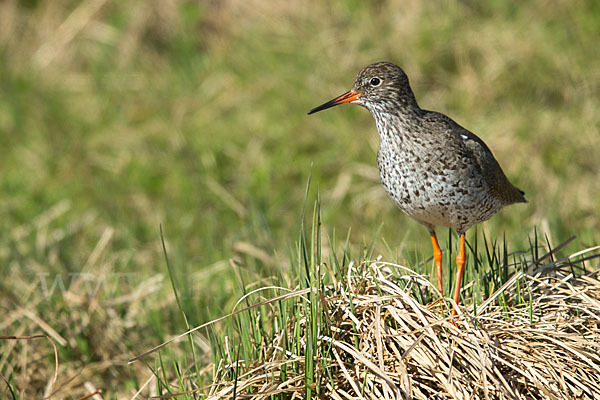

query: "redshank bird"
left=308, top=62, right=525, bottom=314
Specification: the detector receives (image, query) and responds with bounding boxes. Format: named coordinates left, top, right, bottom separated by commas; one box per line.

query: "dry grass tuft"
left=207, top=250, right=600, bottom=399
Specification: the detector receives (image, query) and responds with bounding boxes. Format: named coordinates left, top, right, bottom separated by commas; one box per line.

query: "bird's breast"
left=376, top=141, right=502, bottom=230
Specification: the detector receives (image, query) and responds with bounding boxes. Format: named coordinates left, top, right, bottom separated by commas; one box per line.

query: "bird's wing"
left=424, top=111, right=526, bottom=204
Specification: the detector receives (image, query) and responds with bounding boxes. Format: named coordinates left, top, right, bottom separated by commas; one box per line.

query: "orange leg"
left=451, top=233, right=466, bottom=316
left=429, top=231, right=443, bottom=297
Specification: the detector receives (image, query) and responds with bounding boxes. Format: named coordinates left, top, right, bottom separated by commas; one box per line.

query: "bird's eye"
left=370, top=77, right=381, bottom=86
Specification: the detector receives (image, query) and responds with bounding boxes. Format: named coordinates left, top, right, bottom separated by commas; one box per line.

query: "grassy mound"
left=204, top=251, right=600, bottom=399
left=125, top=234, right=600, bottom=399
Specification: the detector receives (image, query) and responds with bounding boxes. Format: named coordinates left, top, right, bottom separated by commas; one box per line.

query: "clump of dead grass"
left=206, top=247, right=600, bottom=399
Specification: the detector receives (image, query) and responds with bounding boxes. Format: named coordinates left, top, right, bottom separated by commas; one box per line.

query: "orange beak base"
left=307, top=90, right=361, bottom=115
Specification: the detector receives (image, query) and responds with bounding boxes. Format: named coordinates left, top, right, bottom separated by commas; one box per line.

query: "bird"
left=308, top=62, right=525, bottom=315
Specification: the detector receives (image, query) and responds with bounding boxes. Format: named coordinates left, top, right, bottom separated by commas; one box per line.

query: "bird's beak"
left=307, top=90, right=361, bottom=115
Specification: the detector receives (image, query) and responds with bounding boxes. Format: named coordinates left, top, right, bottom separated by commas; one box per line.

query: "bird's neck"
left=368, top=101, right=422, bottom=143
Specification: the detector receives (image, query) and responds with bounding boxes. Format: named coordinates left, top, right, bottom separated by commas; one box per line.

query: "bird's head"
left=308, top=62, right=416, bottom=115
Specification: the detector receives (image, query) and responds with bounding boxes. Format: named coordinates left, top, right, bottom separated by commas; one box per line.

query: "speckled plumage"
left=311, top=62, right=526, bottom=235
left=309, top=62, right=526, bottom=309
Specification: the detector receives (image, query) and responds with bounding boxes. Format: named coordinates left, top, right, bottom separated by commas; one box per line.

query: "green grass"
left=1, top=0, right=599, bottom=397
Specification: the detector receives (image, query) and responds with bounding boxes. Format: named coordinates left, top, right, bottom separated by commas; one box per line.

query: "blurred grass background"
left=1, top=0, right=599, bottom=397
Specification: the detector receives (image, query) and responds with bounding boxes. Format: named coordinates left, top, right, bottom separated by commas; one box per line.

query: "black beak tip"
left=307, top=101, right=335, bottom=116
left=307, top=104, right=327, bottom=115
